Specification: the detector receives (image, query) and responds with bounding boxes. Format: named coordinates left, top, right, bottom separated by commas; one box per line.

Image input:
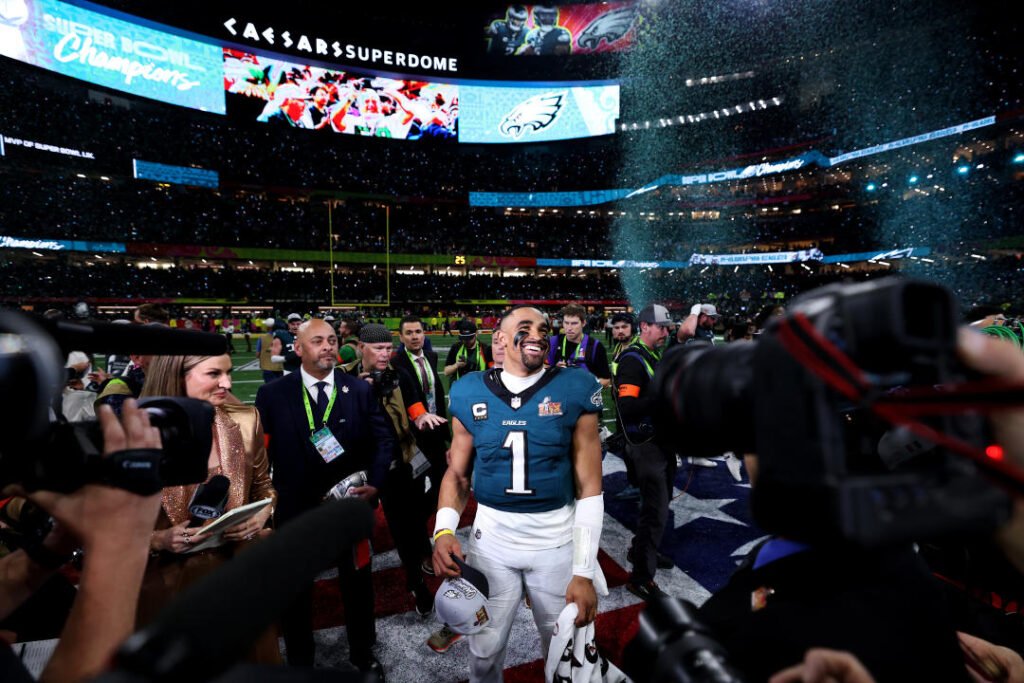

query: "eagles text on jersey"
left=449, top=367, right=603, bottom=514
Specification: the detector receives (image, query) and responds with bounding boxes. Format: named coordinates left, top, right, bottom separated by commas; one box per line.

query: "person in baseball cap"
left=444, top=319, right=493, bottom=383
left=692, top=304, right=719, bottom=344
left=637, top=304, right=673, bottom=327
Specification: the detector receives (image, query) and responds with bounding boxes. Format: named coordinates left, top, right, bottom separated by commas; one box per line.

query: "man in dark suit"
left=391, top=315, right=450, bottom=515
left=254, top=318, right=393, bottom=675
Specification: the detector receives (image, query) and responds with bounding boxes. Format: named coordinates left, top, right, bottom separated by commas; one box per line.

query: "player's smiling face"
left=501, top=307, right=549, bottom=376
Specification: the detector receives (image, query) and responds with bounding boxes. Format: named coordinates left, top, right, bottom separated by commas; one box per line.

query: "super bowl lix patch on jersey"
left=538, top=396, right=563, bottom=416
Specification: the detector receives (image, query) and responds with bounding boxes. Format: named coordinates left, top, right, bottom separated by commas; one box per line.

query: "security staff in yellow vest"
left=614, top=304, right=676, bottom=600
left=443, top=318, right=493, bottom=384
left=257, top=317, right=284, bottom=383
left=609, top=311, right=639, bottom=376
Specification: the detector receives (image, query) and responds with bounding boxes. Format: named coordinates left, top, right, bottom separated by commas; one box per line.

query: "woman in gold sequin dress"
left=137, top=353, right=279, bottom=662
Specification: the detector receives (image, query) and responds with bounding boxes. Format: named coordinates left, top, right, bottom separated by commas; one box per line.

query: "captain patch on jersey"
left=449, top=367, right=603, bottom=514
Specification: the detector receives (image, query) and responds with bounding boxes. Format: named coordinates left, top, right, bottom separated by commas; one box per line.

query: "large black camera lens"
left=137, top=397, right=214, bottom=487
left=653, top=342, right=756, bottom=457
left=625, top=596, right=745, bottom=683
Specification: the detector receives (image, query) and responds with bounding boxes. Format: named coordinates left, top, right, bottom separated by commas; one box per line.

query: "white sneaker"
left=723, top=452, right=743, bottom=481
left=687, top=457, right=717, bottom=468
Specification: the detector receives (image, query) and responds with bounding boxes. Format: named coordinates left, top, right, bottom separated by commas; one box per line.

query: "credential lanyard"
left=561, top=334, right=589, bottom=363
left=302, top=382, right=337, bottom=431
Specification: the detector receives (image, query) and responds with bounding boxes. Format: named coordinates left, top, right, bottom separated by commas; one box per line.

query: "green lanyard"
left=406, top=350, right=433, bottom=393
left=302, top=381, right=337, bottom=431
left=561, top=334, right=589, bottom=363
left=456, top=343, right=483, bottom=373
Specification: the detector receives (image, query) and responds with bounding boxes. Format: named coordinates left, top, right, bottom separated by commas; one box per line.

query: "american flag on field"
left=304, top=453, right=762, bottom=681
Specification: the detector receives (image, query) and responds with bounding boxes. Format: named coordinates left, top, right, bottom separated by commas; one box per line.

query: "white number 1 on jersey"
left=502, top=430, right=535, bottom=495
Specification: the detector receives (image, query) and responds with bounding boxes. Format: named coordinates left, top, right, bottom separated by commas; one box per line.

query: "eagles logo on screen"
left=577, top=5, right=638, bottom=51
left=498, top=91, right=566, bottom=139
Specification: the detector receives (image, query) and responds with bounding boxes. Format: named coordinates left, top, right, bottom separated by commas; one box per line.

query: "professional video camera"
left=624, top=597, right=744, bottom=683
left=0, top=310, right=228, bottom=494
left=652, top=277, right=1017, bottom=547
left=368, top=367, right=400, bottom=398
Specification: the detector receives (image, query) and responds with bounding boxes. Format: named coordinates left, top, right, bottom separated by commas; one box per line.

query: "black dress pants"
left=628, top=440, right=676, bottom=583
left=281, top=531, right=376, bottom=666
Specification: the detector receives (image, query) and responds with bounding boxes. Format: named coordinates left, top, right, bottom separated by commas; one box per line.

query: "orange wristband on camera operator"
left=407, top=402, right=427, bottom=420
left=618, top=384, right=641, bottom=398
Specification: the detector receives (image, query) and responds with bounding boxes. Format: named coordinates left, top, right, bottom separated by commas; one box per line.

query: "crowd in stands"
left=4, top=256, right=1020, bottom=320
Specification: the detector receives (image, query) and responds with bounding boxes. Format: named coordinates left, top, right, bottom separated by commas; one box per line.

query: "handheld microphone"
left=187, top=475, right=230, bottom=527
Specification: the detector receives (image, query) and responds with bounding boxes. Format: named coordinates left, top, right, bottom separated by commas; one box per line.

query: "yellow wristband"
left=433, top=528, right=455, bottom=543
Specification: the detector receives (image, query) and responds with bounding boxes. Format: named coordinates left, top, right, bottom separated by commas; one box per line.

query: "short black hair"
left=399, top=315, right=423, bottom=332
left=498, top=305, right=545, bottom=327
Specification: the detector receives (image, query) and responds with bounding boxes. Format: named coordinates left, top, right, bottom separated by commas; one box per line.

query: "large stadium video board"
left=224, top=49, right=458, bottom=140
left=0, top=0, right=225, bottom=113
left=484, top=3, right=639, bottom=56
left=459, top=83, right=618, bottom=143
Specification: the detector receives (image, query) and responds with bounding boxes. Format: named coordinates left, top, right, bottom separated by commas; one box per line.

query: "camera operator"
left=615, top=304, right=676, bottom=599
left=444, top=319, right=493, bottom=384
left=342, top=323, right=444, bottom=618
left=547, top=304, right=613, bottom=388
left=673, top=327, right=1024, bottom=683
left=0, top=401, right=163, bottom=683
left=94, top=352, right=151, bottom=416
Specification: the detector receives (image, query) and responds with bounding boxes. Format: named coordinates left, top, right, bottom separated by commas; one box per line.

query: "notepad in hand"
left=186, top=498, right=272, bottom=553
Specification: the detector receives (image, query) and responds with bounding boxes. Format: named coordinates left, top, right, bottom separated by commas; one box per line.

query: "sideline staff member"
left=254, top=319, right=392, bottom=675
left=615, top=304, right=675, bottom=600
left=444, top=319, right=493, bottom=383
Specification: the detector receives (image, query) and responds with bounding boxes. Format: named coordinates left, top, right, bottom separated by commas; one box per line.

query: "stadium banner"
left=126, top=244, right=461, bottom=265
left=510, top=299, right=629, bottom=306
left=0, top=0, right=225, bottom=113
left=459, top=83, right=619, bottom=143
left=821, top=247, right=931, bottom=263
left=224, top=49, right=458, bottom=140
left=0, top=235, right=125, bottom=252
left=219, top=15, right=459, bottom=74
left=688, top=249, right=825, bottom=267
left=484, top=2, right=640, bottom=57
left=470, top=189, right=631, bottom=207
left=537, top=258, right=686, bottom=269
left=465, top=255, right=536, bottom=267
left=132, top=160, right=218, bottom=188
left=1, top=133, right=94, bottom=159
left=827, top=118, right=995, bottom=166
left=627, top=151, right=831, bottom=196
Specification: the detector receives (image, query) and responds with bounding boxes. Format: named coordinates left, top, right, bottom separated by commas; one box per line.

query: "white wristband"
left=572, top=494, right=603, bottom=579
left=433, top=507, right=461, bottom=539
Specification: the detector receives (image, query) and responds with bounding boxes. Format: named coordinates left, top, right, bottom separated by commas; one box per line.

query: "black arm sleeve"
left=614, top=355, right=654, bottom=427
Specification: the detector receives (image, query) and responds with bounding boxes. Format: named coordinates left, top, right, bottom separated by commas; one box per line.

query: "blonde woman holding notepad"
left=137, top=353, right=279, bottom=662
